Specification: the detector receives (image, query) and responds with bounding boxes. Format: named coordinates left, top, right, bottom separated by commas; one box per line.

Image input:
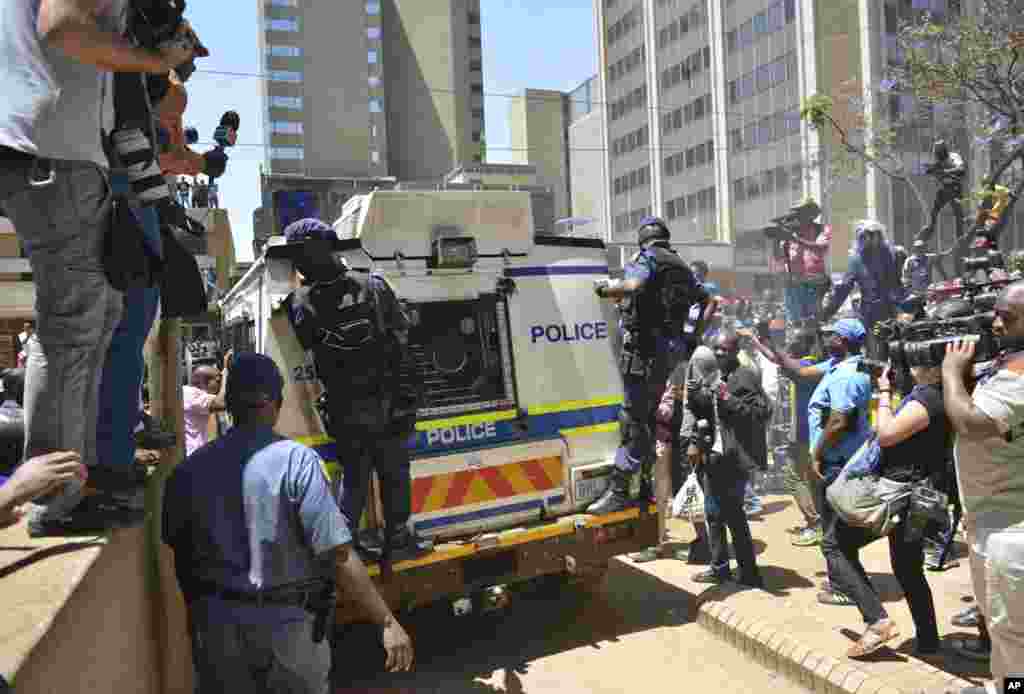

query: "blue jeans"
left=784, top=281, right=823, bottom=324
left=3, top=161, right=123, bottom=522
left=94, top=174, right=162, bottom=474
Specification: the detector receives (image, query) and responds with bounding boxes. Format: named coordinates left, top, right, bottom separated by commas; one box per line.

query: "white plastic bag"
left=672, top=471, right=705, bottom=523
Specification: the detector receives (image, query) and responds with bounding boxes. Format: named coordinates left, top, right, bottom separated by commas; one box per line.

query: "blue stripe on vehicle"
left=311, top=403, right=621, bottom=463
left=505, top=266, right=609, bottom=277
left=413, top=498, right=545, bottom=532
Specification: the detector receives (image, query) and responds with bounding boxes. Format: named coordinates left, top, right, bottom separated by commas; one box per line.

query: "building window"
left=367, top=27, right=381, bottom=40
left=469, top=36, right=482, bottom=46
left=370, top=150, right=380, bottom=164
left=270, top=146, right=304, bottom=160
left=472, top=108, right=484, bottom=118
left=267, top=44, right=302, bottom=57
left=472, top=131, right=481, bottom=142
left=366, top=0, right=381, bottom=15
left=785, top=0, right=797, bottom=22
left=468, top=11, right=480, bottom=24
left=269, top=95, right=303, bottom=110
left=726, top=29, right=738, bottom=53
left=368, top=49, right=378, bottom=64
left=271, top=0, right=298, bottom=5
left=470, top=60, right=482, bottom=71
left=266, top=18, right=299, bottom=32
left=268, top=70, right=303, bottom=83
left=471, top=83, right=483, bottom=93
left=369, top=97, right=383, bottom=113
left=270, top=120, right=303, bottom=135
left=370, top=124, right=378, bottom=138
left=368, top=76, right=381, bottom=87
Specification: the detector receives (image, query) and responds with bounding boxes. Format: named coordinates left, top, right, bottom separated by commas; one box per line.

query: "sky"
left=184, top=1, right=597, bottom=261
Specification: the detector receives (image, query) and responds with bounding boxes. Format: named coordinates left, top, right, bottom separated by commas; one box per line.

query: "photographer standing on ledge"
left=0, top=0, right=193, bottom=535
left=942, top=281, right=1024, bottom=692
left=774, top=198, right=831, bottom=326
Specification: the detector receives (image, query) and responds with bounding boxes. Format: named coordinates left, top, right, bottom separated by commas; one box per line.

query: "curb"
left=696, top=599, right=976, bottom=694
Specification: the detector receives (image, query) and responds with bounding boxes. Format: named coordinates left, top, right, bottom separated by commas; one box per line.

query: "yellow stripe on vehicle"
left=559, top=422, right=619, bottom=437
left=365, top=505, right=656, bottom=576
left=414, top=408, right=519, bottom=432
left=296, top=434, right=332, bottom=448
left=527, top=396, right=623, bottom=416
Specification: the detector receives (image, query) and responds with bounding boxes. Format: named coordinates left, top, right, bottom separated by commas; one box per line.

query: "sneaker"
left=792, top=527, right=822, bottom=546
left=951, top=605, right=981, bottom=628
left=692, top=568, right=733, bottom=584
left=134, top=416, right=177, bottom=451
left=27, top=499, right=144, bottom=538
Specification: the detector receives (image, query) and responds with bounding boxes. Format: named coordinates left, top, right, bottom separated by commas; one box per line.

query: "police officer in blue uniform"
left=589, top=217, right=718, bottom=515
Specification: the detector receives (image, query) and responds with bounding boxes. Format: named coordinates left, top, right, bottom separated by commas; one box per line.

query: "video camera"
left=867, top=253, right=1012, bottom=383
left=128, top=0, right=204, bottom=76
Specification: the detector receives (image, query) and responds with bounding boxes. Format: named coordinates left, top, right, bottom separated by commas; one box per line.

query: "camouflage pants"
left=782, top=444, right=820, bottom=527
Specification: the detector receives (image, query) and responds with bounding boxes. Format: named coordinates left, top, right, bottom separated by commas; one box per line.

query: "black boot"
left=587, top=469, right=632, bottom=515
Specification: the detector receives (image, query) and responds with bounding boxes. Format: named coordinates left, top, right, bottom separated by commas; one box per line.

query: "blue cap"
left=225, top=352, right=284, bottom=408
left=833, top=318, right=866, bottom=345
left=283, top=218, right=336, bottom=244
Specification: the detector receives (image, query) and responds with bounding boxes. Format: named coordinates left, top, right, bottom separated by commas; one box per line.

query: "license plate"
left=574, top=474, right=610, bottom=506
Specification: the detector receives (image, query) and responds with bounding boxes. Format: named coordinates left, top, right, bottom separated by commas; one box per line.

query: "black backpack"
left=307, top=272, right=392, bottom=398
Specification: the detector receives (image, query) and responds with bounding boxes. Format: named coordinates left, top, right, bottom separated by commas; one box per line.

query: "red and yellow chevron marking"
left=411, top=456, right=563, bottom=515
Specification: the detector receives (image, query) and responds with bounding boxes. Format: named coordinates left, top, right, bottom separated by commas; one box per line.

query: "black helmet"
left=691, top=259, right=709, bottom=277
left=637, top=216, right=670, bottom=246
left=933, top=140, right=949, bottom=162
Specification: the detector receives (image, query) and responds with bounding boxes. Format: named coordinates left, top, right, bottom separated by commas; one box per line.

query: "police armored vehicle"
left=219, top=190, right=657, bottom=623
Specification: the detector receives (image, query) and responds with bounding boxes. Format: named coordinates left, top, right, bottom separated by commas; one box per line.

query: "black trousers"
left=822, top=508, right=940, bottom=648
left=334, top=433, right=412, bottom=539
left=703, top=463, right=760, bottom=581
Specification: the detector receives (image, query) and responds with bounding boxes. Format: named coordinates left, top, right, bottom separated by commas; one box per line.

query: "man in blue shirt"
left=768, top=317, right=872, bottom=603
left=591, top=217, right=716, bottom=514
left=163, top=353, right=413, bottom=692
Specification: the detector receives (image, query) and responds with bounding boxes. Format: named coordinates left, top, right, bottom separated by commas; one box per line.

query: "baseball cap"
left=284, top=218, right=336, bottom=244
left=832, top=317, right=866, bottom=345
left=225, top=353, right=284, bottom=409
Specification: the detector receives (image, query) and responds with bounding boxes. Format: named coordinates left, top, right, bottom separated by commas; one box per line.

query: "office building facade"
left=257, top=0, right=484, bottom=181
left=596, top=0, right=975, bottom=291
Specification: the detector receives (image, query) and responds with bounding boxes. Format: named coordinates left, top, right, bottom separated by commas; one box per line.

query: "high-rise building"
left=257, top=0, right=484, bottom=181
left=508, top=89, right=572, bottom=222
left=595, top=0, right=976, bottom=292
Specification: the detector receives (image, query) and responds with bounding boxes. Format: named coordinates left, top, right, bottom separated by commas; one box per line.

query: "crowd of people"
left=0, top=4, right=1020, bottom=693
left=600, top=215, right=1022, bottom=694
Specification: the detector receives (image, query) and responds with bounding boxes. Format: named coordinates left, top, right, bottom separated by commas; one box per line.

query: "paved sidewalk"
left=634, top=495, right=990, bottom=694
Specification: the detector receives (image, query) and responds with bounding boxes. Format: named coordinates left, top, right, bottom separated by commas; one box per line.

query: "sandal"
left=848, top=620, right=901, bottom=658
left=817, top=590, right=856, bottom=606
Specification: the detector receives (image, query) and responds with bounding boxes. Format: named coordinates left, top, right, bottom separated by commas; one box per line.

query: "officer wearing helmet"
left=590, top=217, right=718, bottom=514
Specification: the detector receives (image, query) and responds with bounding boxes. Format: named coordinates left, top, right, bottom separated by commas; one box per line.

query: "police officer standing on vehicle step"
left=282, top=219, right=427, bottom=561
left=590, top=217, right=718, bottom=515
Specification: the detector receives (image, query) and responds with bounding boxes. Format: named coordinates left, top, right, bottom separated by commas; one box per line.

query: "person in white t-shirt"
left=182, top=352, right=231, bottom=457
left=942, top=281, right=1024, bottom=692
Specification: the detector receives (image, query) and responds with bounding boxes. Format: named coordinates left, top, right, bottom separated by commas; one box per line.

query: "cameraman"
left=942, top=281, right=1024, bottom=689
left=0, top=0, right=194, bottom=536
left=780, top=207, right=832, bottom=325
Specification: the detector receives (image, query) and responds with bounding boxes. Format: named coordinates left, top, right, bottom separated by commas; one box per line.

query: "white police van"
left=220, top=190, right=656, bottom=619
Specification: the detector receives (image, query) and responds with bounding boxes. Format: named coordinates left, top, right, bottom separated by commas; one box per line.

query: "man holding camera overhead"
left=942, top=281, right=1024, bottom=691
left=0, top=0, right=195, bottom=536
left=772, top=198, right=831, bottom=326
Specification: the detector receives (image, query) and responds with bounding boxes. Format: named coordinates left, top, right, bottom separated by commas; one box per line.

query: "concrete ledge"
left=696, top=597, right=976, bottom=694
left=0, top=520, right=168, bottom=692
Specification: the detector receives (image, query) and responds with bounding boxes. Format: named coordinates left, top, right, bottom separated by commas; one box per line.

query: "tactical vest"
left=625, top=245, right=701, bottom=356
left=304, top=272, right=397, bottom=398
